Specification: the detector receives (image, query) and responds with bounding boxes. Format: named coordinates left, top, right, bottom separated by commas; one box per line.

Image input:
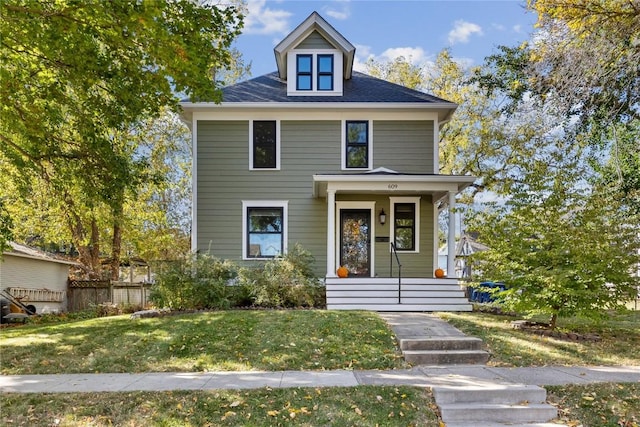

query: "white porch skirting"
left=325, top=277, right=472, bottom=312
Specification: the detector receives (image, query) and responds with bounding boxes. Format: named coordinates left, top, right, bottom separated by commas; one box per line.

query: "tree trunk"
left=65, top=206, right=102, bottom=279
left=110, top=209, right=123, bottom=281
left=549, top=313, right=558, bottom=330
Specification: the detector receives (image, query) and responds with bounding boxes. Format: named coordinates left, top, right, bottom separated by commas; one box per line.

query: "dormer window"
left=317, top=54, right=334, bottom=90
left=287, top=50, right=343, bottom=96
left=296, top=55, right=312, bottom=90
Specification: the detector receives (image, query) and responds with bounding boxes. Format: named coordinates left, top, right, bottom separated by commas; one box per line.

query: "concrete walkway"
left=1, top=365, right=639, bottom=394
left=1, top=313, right=639, bottom=394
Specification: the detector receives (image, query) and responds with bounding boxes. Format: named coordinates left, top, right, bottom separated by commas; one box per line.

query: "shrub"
left=149, top=245, right=325, bottom=310
left=150, top=253, right=238, bottom=310
left=237, top=243, right=325, bottom=308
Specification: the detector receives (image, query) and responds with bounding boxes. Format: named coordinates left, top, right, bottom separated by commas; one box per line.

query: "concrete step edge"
left=400, top=336, right=484, bottom=351
left=403, top=349, right=490, bottom=364
left=433, top=384, right=547, bottom=404
left=444, top=423, right=565, bottom=427
left=440, top=403, right=558, bottom=423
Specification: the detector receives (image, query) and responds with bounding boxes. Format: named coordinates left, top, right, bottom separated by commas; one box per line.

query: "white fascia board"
left=180, top=101, right=456, bottom=110
left=3, top=252, right=80, bottom=266
left=182, top=102, right=457, bottom=123
left=312, top=174, right=476, bottom=197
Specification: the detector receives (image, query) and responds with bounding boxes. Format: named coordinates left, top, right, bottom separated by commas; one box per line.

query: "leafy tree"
left=590, top=120, right=640, bottom=217
left=527, top=0, right=639, bottom=126
left=366, top=51, right=558, bottom=203
left=365, top=56, right=424, bottom=90
left=0, top=1, right=243, bottom=274
left=0, top=198, right=12, bottom=253
left=466, top=139, right=640, bottom=329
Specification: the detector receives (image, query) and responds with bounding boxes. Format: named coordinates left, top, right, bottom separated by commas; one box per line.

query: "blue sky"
left=235, top=0, right=538, bottom=77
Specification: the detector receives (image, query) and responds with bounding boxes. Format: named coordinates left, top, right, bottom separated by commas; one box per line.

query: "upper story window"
left=296, top=55, right=313, bottom=91
left=287, top=50, right=343, bottom=96
left=317, top=54, right=334, bottom=91
left=344, top=120, right=371, bottom=169
left=390, top=197, right=421, bottom=253
left=250, top=120, right=280, bottom=170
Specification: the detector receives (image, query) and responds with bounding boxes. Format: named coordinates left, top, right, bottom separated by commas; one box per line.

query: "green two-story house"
left=181, top=12, right=475, bottom=311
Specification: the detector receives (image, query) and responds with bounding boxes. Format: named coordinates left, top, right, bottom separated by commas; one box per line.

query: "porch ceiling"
left=312, top=172, right=476, bottom=201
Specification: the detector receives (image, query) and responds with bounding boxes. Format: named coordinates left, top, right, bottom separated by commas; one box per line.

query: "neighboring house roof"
left=2, top=242, right=80, bottom=266
left=455, top=233, right=489, bottom=257
left=181, top=72, right=458, bottom=124
left=274, top=11, right=356, bottom=80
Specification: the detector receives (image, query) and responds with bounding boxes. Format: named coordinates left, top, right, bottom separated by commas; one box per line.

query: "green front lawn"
left=438, top=311, right=640, bottom=367
left=0, top=310, right=406, bottom=375
left=0, top=386, right=439, bottom=427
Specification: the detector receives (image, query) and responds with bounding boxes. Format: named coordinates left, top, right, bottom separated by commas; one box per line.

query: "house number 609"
left=388, top=184, right=398, bottom=190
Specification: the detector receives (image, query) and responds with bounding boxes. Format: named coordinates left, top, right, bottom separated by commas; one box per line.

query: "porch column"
left=447, top=191, right=456, bottom=277
left=326, top=189, right=336, bottom=277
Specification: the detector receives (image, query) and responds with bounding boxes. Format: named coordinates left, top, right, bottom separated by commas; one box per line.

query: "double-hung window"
left=250, top=120, right=279, bottom=170
left=391, top=197, right=420, bottom=252
left=317, top=54, right=334, bottom=91
left=344, top=120, right=370, bottom=169
left=243, top=201, right=288, bottom=259
left=296, top=54, right=312, bottom=91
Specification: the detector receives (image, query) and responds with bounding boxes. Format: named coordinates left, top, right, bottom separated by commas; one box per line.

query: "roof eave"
left=179, top=101, right=458, bottom=122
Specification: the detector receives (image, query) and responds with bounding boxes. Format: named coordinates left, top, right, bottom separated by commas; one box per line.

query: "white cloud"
left=379, top=47, right=427, bottom=64
left=323, top=0, right=351, bottom=20
left=244, top=0, right=292, bottom=35
left=512, top=24, right=523, bottom=33
left=448, top=20, right=483, bottom=44
left=353, top=45, right=437, bottom=77
left=352, top=44, right=372, bottom=72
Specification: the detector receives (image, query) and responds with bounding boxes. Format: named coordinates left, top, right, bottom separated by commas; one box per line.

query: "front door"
left=340, top=209, right=371, bottom=277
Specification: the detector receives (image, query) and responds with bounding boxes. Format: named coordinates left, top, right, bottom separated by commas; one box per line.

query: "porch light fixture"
left=379, top=208, right=386, bottom=225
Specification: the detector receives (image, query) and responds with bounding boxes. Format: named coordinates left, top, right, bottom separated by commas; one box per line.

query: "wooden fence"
left=67, top=280, right=152, bottom=312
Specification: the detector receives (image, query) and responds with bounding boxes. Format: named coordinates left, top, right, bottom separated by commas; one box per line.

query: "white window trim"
left=249, top=120, right=281, bottom=171
left=390, top=197, right=421, bottom=253
left=341, top=119, right=373, bottom=170
left=286, top=50, right=343, bottom=96
left=242, top=200, right=288, bottom=260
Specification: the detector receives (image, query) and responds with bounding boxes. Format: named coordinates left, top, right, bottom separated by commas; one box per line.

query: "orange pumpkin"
left=337, top=266, right=349, bottom=278
left=434, top=268, right=446, bottom=278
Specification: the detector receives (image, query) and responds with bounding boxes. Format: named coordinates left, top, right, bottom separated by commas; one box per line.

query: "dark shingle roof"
left=220, top=71, right=453, bottom=104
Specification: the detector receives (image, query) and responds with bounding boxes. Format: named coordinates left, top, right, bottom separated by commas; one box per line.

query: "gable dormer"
left=274, top=12, right=355, bottom=96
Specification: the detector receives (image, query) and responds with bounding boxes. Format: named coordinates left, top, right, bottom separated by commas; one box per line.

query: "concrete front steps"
left=400, top=336, right=490, bottom=365
left=434, top=384, right=560, bottom=426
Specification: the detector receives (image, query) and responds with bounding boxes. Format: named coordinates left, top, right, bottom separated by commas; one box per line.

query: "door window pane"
left=340, top=210, right=370, bottom=276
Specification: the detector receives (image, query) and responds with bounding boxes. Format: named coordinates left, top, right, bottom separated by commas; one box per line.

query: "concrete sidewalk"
left=1, top=365, right=639, bottom=394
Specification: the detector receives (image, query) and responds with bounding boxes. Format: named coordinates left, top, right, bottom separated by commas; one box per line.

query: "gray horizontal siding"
left=296, top=31, right=335, bottom=49
left=196, top=119, right=436, bottom=276
left=373, top=121, right=434, bottom=173
left=197, top=120, right=341, bottom=273
left=372, top=195, right=434, bottom=278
